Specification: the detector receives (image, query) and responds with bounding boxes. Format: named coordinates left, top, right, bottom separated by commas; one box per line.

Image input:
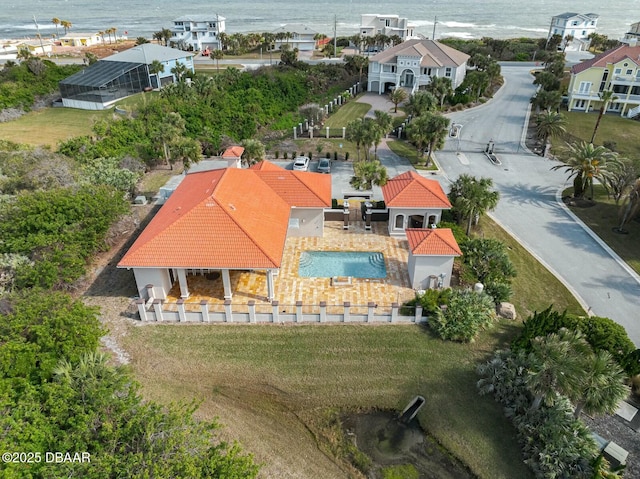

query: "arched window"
left=395, top=214, right=404, bottom=229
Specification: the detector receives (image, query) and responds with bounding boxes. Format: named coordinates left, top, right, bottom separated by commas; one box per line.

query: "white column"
left=266, top=270, right=275, bottom=302
left=177, top=268, right=189, bottom=299
left=222, top=269, right=232, bottom=300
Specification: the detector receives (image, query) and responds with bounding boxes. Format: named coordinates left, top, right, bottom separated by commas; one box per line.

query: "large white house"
left=171, top=14, right=225, bottom=51
left=272, top=24, right=318, bottom=51
left=547, top=12, right=599, bottom=51
left=367, top=39, right=469, bottom=94
left=622, top=21, right=640, bottom=45
left=360, top=14, right=416, bottom=41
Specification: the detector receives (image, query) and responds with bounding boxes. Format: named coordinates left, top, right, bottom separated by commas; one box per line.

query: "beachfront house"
left=59, top=32, right=102, bottom=47
left=547, top=12, right=599, bottom=51
left=567, top=44, right=640, bottom=118
left=360, top=14, right=416, bottom=42
left=381, top=171, right=452, bottom=236
left=367, top=39, right=469, bottom=94
left=406, top=228, right=461, bottom=290
left=117, top=161, right=331, bottom=302
left=16, top=39, right=54, bottom=56
left=272, top=24, right=318, bottom=51
left=59, top=44, right=194, bottom=110
left=170, top=15, right=225, bottom=51
left=622, top=21, right=640, bottom=45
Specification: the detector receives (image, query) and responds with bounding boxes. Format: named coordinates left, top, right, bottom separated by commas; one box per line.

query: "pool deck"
left=166, top=220, right=416, bottom=313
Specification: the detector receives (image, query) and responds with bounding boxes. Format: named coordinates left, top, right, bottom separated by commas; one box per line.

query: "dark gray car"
left=317, top=158, right=331, bottom=174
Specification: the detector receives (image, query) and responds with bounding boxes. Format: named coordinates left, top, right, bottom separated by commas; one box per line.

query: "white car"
left=292, top=156, right=310, bottom=171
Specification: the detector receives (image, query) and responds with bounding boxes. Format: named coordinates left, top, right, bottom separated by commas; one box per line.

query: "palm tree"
left=590, top=90, right=619, bottom=144
left=617, top=179, right=640, bottom=231
left=426, top=76, right=453, bottom=109
left=388, top=88, right=408, bottom=113
left=535, top=110, right=566, bottom=156
left=211, top=49, right=224, bottom=72
left=406, top=112, right=450, bottom=166
left=448, top=174, right=500, bottom=235
left=52, top=17, right=61, bottom=38
left=148, top=60, right=164, bottom=88
left=350, top=159, right=388, bottom=190
left=526, top=329, right=589, bottom=411
left=551, top=141, right=619, bottom=199
left=570, top=350, right=628, bottom=418
left=240, top=138, right=265, bottom=165
left=405, top=90, right=437, bottom=117
left=60, top=20, right=72, bottom=35
left=530, top=89, right=562, bottom=114
left=346, top=118, right=367, bottom=161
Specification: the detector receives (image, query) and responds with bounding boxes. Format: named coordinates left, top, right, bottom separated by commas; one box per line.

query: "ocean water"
left=1, top=0, right=638, bottom=41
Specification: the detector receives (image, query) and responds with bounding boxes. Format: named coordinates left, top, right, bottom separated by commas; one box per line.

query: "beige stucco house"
left=367, top=39, right=469, bottom=94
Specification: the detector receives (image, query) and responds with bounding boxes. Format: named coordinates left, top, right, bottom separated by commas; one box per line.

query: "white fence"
left=134, top=299, right=425, bottom=324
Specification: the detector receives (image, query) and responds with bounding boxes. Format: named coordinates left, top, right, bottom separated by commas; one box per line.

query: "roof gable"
left=572, top=45, right=640, bottom=74
left=406, top=228, right=462, bottom=256
left=370, top=39, right=469, bottom=67
left=382, top=171, right=451, bottom=208
left=104, top=44, right=193, bottom=64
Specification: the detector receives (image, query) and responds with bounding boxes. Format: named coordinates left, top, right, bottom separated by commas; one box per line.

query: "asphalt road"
left=433, top=64, right=640, bottom=346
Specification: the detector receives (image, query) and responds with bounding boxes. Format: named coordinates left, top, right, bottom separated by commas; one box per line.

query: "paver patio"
left=165, top=217, right=417, bottom=314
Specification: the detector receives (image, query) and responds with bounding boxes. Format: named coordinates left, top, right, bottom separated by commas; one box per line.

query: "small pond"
left=343, top=410, right=475, bottom=479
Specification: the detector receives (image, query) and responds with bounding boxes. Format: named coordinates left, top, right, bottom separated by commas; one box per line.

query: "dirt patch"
left=563, top=196, right=596, bottom=208
left=344, top=410, right=475, bottom=479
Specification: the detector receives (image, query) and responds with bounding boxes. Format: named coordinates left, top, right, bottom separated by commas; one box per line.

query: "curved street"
left=434, top=64, right=640, bottom=346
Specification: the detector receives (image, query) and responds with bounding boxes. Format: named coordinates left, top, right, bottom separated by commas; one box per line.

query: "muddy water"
left=344, top=411, right=475, bottom=479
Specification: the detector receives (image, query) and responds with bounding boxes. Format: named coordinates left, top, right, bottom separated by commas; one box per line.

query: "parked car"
left=317, top=158, right=331, bottom=174
left=292, top=156, right=310, bottom=171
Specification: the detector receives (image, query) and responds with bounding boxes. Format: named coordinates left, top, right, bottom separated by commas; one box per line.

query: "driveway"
left=432, top=64, right=640, bottom=346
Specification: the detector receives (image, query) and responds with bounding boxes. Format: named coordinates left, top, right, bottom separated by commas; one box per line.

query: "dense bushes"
left=512, top=306, right=640, bottom=376
left=0, top=185, right=129, bottom=289
left=460, top=237, right=516, bottom=303
left=0, top=60, right=81, bottom=109
left=430, top=289, right=496, bottom=342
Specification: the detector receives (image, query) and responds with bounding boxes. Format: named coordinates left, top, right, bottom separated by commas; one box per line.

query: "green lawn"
left=0, top=92, right=155, bottom=148
left=553, top=111, right=640, bottom=162
left=562, top=185, right=640, bottom=275
left=387, top=139, right=438, bottom=170
left=324, top=101, right=372, bottom=128
left=123, top=321, right=532, bottom=479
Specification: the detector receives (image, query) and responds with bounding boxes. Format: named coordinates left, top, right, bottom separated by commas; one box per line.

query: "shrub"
left=334, top=151, right=338, bottom=161
left=430, top=290, right=496, bottom=342
left=326, top=152, right=331, bottom=159
left=274, top=150, right=279, bottom=159
left=308, top=151, right=312, bottom=160
left=437, top=221, right=467, bottom=243
left=484, top=281, right=513, bottom=303
left=284, top=152, right=288, bottom=159
left=345, top=151, right=350, bottom=161
left=460, top=238, right=516, bottom=297
left=331, top=198, right=339, bottom=209
left=401, top=288, right=452, bottom=316
left=292, top=151, right=297, bottom=158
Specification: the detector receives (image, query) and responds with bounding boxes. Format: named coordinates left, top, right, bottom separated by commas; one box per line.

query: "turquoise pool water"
left=298, top=251, right=387, bottom=278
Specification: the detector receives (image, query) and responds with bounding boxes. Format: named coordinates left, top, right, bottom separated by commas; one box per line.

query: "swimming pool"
left=298, top=251, right=387, bottom=278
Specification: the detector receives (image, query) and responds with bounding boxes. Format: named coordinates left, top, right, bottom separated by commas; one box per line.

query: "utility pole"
left=333, top=15, right=337, bottom=59
left=432, top=16, right=437, bottom=40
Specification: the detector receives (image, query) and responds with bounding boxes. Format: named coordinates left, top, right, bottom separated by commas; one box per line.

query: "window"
left=574, top=99, right=586, bottom=109
left=445, top=67, right=452, bottom=77
left=581, top=30, right=586, bottom=36
left=421, top=67, right=432, bottom=75
left=382, top=65, right=396, bottom=73
left=578, top=81, right=592, bottom=93
left=572, top=21, right=578, bottom=26
left=614, top=68, right=622, bottom=74
left=385, top=19, right=391, bottom=27
left=394, top=215, right=404, bottom=229
left=627, top=69, right=633, bottom=75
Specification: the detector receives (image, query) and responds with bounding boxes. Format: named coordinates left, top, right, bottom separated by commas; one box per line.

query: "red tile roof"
left=221, top=146, right=245, bottom=158
left=249, top=160, right=284, bottom=171
left=118, top=165, right=330, bottom=269
left=382, top=171, right=451, bottom=208
left=571, top=45, right=640, bottom=74
left=406, top=228, right=462, bottom=256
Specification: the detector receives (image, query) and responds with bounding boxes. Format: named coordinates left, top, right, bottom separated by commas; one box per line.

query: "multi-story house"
left=170, top=14, right=225, bottom=51
left=547, top=12, right=599, bottom=51
left=622, top=21, right=640, bottom=45
left=367, top=39, right=469, bottom=95
left=567, top=44, right=640, bottom=118
left=360, top=14, right=416, bottom=41
left=272, top=24, right=318, bottom=51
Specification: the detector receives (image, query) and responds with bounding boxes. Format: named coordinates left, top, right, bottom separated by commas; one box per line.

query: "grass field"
left=387, top=139, right=438, bottom=171
left=562, top=185, right=640, bottom=275
left=324, top=101, right=372, bottom=128
left=123, top=321, right=532, bottom=479
left=553, top=111, right=640, bottom=162
left=0, top=92, right=155, bottom=148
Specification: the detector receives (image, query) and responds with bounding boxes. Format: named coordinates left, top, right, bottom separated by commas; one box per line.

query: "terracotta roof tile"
left=221, top=146, right=245, bottom=158
left=406, top=228, right=462, bottom=256
left=382, top=171, right=451, bottom=208
left=118, top=168, right=294, bottom=269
